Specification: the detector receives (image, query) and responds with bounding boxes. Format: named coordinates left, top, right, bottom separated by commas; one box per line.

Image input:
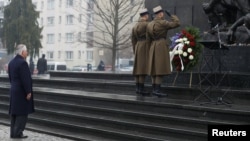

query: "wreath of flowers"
left=170, top=26, right=203, bottom=72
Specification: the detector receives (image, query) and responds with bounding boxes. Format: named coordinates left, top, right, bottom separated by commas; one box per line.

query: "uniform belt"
left=152, top=37, right=166, bottom=41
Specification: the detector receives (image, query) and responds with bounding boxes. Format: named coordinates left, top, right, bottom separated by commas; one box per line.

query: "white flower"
left=175, top=39, right=180, bottom=43
left=178, top=50, right=183, bottom=54
left=183, top=52, right=188, bottom=57
left=187, top=48, right=193, bottom=53
left=183, top=38, right=188, bottom=41
left=174, top=51, right=179, bottom=55
left=179, top=38, right=183, bottom=42
left=185, top=41, right=190, bottom=45
left=189, top=55, right=194, bottom=60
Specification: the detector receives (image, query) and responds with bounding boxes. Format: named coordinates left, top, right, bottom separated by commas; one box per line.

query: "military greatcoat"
left=147, top=15, right=180, bottom=75
left=131, top=18, right=150, bottom=75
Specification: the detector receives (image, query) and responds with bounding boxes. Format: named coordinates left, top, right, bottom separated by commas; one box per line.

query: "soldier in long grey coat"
left=147, top=5, right=180, bottom=97
left=131, top=8, right=150, bottom=96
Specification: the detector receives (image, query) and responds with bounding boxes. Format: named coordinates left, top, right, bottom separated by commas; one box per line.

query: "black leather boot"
left=152, top=84, right=167, bottom=97
left=136, top=83, right=139, bottom=94
left=138, top=83, right=150, bottom=96
left=151, top=84, right=155, bottom=94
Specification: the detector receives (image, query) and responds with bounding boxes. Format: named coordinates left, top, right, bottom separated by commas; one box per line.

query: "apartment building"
left=32, top=0, right=95, bottom=69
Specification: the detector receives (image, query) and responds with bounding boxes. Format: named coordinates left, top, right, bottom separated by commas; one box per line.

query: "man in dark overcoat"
left=147, top=5, right=180, bottom=97
left=8, top=44, right=35, bottom=138
left=131, top=8, right=150, bottom=96
left=37, top=54, right=47, bottom=74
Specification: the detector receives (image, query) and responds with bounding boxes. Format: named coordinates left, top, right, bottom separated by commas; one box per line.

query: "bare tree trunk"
left=112, top=0, right=119, bottom=71
left=112, top=48, right=116, bottom=71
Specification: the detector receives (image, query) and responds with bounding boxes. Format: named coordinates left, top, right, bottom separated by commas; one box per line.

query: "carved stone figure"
left=227, top=13, right=250, bottom=44
left=203, top=0, right=250, bottom=44
left=203, top=0, right=237, bottom=31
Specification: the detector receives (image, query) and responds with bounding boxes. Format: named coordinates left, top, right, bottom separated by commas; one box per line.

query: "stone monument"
left=202, top=0, right=250, bottom=44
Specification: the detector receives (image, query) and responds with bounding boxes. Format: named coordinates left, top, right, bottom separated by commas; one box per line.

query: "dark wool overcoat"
left=147, top=15, right=180, bottom=75
left=37, top=57, right=47, bottom=74
left=132, top=18, right=150, bottom=75
left=8, top=55, right=35, bottom=115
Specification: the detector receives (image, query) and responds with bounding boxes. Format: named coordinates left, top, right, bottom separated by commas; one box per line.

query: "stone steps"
left=1, top=75, right=250, bottom=106
left=0, top=103, right=202, bottom=140
left=0, top=95, right=205, bottom=140
left=1, top=72, right=250, bottom=140
left=1, top=85, right=250, bottom=122
left=1, top=85, right=250, bottom=140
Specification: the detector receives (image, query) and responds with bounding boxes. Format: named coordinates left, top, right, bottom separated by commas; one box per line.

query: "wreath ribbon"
left=169, top=43, right=184, bottom=71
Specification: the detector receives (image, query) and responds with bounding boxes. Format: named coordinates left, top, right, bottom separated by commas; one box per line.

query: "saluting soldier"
left=147, top=5, right=180, bottom=97
left=131, top=8, right=150, bottom=96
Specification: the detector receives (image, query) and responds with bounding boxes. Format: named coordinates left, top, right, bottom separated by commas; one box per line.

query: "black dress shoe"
left=12, top=135, right=28, bottom=139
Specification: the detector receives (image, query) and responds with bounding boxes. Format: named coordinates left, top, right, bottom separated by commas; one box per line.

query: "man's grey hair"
left=15, top=44, right=27, bottom=55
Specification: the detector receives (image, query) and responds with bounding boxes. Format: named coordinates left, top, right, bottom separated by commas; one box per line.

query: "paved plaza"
left=0, top=124, right=73, bottom=141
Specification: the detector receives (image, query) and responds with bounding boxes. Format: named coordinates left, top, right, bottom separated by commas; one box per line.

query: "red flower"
left=176, top=65, right=181, bottom=71
left=182, top=30, right=187, bottom=35
left=183, top=45, right=188, bottom=51
left=190, top=41, right=195, bottom=47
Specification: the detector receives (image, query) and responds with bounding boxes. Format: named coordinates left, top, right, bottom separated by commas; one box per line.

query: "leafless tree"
left=76, top=0, right=144, bottom=71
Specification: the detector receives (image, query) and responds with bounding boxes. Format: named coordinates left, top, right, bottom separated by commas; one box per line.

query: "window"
left=87, top=0, right=94, bottom=10
left=87, top=13, right=93, bottom=23
left=86, top=13, right=93, bottom=31
left=130, top=0, right=134, bottom=5
left=41, top=1, right=44, bottom=9
left=66, top=51, right=73, bottom=60
left=86, top=51, right=93, bottom=61
left=78, top=50, right=81, bottom=59
left=79, top=0, right=83, bottom=7
left=47, top=0, right=55, bottom=10
left=66, top=0, right=73, bottom=7
left=130, top=16, right=134, bottom=23
left=66, top=33, right=74, bottom=42
left=33, top=2, right=37, bottom=9
left=47, top=17, right=54, bottom=26
left=66, top=15, right=74, bottom=25
left=86, top=32, right=93, bottom=47
left=58, top=51, right=61, bottom=59
left=57, top=65, right=66, bottom=70
left=59, top=16, right=61, bottom=24
left=79, top=14, right=82, bottom=23
left=40, top=18, right=43, bottom=26
left=0, top=19, right=3, bottom=28
left=78, top=32, right=81, bottom=41
left=47, top=34, right=55, bottom=44
left=47, top=51, right=54, bottom=60
left=58, top=33, right=61, bottom=41
left=59, top=0, right=62, bottom=7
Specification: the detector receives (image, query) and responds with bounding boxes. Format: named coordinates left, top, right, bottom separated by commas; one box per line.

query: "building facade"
left=32, top=0, right=95, bottom=69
